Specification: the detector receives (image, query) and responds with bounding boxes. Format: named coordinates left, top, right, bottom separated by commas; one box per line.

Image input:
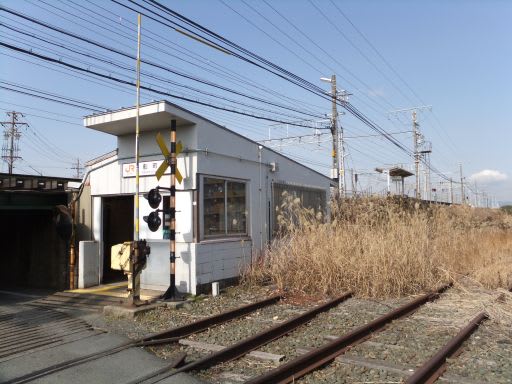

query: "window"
left=272, top=182, right=326, bottom=234
left=203, top=177, right=247, bottom=238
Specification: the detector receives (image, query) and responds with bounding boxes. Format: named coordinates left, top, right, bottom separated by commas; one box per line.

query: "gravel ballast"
left=97, top=283, right=512, bottom=384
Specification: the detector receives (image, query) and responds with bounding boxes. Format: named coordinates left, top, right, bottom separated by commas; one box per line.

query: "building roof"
left=84, top=100, right=334, bottom=184
left=83, top=101, right=196, bottom=136
left=0, top=173, right=81, bottom=191
left=388, top=167, right=414, bottom=178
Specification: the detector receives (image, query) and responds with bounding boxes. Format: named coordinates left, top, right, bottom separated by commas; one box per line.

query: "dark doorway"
left=102, top=195, right=134, bottom=283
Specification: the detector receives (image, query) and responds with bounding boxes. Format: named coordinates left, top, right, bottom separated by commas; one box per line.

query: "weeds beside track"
left=245, top=196, right=512, bottom=298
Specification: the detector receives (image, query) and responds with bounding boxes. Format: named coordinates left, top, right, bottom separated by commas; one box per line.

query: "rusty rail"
left=405, top=311, right=487, bottom=384
left=139, top=294, right=281, bottom=344
left=245, top=283, right=451, bottom=384
left=131, top=291, right=353, bottom=384
left=5, top=294, right=282, bottom=384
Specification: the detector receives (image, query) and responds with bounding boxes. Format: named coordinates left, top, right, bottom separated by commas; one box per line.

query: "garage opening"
left=102, top=195, right=134, bottom=283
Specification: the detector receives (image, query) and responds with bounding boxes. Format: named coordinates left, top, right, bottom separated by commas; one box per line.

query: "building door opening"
left=102, top=195, right=133, bottom=283
left=0, top=209, right=64, bottom=290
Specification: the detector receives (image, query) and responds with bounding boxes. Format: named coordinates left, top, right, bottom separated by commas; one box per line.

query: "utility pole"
left=1, top=111, right=28, bottom=174
left=459, top=163, right=465, bottom=205
left=330, top=75, right=340, bottom=196
left=449, top=178, right=454, bottom=204
left=129, top=13, right=142, bottom=306
left=412, top=111, right=421, bottom=199
left=350, top=168, right=354, bottom=197
left=321, top=75, right=347, bottom=198
left=338, top=90, right=348, bottom=198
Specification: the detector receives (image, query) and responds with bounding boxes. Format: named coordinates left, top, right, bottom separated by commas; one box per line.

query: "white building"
left=79, top=101, right=332, bottom=294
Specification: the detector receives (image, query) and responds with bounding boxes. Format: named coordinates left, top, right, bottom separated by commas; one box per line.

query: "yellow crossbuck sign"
left=155, top=132, right=183, bottom=183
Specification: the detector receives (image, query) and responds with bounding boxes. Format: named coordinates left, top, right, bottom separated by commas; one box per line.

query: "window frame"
left=200, top=174, right=249, bottom=240
left=271, top=182, right=327, bottom=235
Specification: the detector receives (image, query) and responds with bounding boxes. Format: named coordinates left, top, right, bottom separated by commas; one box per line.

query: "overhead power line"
left=1, top=1, right=455, bottom=186
left=0, top=42, right=329, bottom=129
left=2, top=24, right=322, bottom=121
left=0, top=8, right=324, bottom=119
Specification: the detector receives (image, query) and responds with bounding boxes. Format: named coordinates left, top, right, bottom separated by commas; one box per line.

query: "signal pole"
left=1, top=111, right=27, bottom=174
left=162, top=119, right=178, bottom=300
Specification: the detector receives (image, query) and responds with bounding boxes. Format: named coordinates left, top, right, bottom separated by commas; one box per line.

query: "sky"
left=1, top=0, right=511, bottom=204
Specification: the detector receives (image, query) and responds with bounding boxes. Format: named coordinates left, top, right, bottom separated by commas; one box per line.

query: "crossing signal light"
left=147, top=188, right=162, bottom=209
left=143, top=211, right=161, bottom=232
left=144, top=187, right=166, bottom=232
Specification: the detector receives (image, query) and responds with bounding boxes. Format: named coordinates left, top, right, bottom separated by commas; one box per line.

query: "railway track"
left=0, top=305, right=101, bottom=364
left=4, top=294, right=282, bottom=384
left=4, top=290, right=356, bottom=384
left=5, top=282, right=502, bottom=384
left=119, top=284, right=449, bottom=384
left=243, top=283, right=489, bottom=384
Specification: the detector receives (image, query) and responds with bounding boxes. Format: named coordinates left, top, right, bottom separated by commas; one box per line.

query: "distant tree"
left=500, top=205, right=512, bottom=214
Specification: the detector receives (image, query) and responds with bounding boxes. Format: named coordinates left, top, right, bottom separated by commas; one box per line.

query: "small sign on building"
left=122, top=160, right=167, bottom=178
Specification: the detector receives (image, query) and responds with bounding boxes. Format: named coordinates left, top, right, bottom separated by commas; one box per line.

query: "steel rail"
left=245, top=283, right=452, bottom=384
left=139, top=294, right=282, bottom=343
left=0, top=319, right=86, bottom=341
left=133, top=291, right=353, bottom=384
left=0, top=312, right=68, bottom=331
left=0, top=323, right=92, bottom=349
left=5, top=294, right=282, bottom=384
left=0, top=328, right=95, bottom=359
left=405, top=311, right=487, bottom=384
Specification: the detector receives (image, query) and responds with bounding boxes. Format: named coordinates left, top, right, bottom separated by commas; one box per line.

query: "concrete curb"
left=103, top=299, right=194, bottom=318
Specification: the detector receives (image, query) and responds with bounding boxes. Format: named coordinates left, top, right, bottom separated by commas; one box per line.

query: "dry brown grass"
left=243, top=195, right=512, bottom=299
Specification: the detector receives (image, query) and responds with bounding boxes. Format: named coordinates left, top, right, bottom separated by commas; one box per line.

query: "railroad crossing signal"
left=155, top=132, right=183, bottom=183
left=143, top=187, right=164, bottom=232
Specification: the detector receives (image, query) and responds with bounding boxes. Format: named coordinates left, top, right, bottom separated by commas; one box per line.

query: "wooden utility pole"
left=1, top=111, right=27, bottom=174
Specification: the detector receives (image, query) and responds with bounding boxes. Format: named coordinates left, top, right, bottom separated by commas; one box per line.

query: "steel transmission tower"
left=71, top=158, right=84, bottom=179
left=1, top=111, right=28, bottom=174
left=389, top=106, right=431, bottom=199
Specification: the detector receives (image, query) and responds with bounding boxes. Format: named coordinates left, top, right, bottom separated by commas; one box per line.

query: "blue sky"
left=1, top=0, right=511, bottom=203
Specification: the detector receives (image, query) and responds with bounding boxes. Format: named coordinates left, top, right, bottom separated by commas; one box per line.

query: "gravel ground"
left=97, top=285, right=276, bottom=340
left=296, top=284, right=512, bottom=384
left=196, top=297, right=408, bottom=383
left=445, top=323, right=512, bottom=383
left=96, top=283, right=512, bottom=384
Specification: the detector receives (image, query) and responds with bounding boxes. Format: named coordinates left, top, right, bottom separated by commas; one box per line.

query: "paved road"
left=0, top=290, right=205, bottom=384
